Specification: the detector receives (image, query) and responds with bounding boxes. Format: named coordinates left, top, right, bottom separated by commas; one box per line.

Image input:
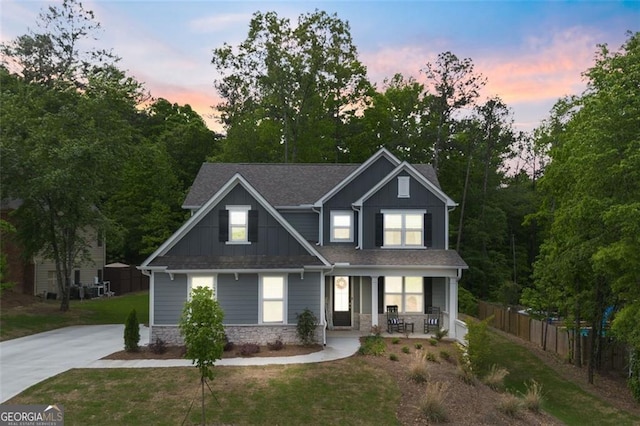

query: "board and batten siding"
left=280, top=211, right=318, bottom=242
left=287, top=272, right=321, bottom=323
left=217, top=273, right=258, bottom=324
left=167, top=185, right=311, bottom=258
left=361, top=173, right=447, bottom=249
left=153, top=272, right=187, bottom=325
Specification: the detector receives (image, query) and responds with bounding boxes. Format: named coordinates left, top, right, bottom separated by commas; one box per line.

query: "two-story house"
left=139, top=148, right=468, bottom=346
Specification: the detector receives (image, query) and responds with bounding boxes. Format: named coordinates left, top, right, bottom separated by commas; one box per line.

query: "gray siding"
left=353, top=278, right=360, bottom=314
left=360, top=276, right=372, bottom=314
left=154, top=272, right=187, bottom=325
left=323, top=156, right=396, bottom=244
left=168, top=185, right=311, bottom=257
left=280, top=210, right=318, bottom=242
left=217, top=273, right=258, bottom=324
left=288, top=272, right=321, bottom=323
left=362, top=173, right=447, bottom=249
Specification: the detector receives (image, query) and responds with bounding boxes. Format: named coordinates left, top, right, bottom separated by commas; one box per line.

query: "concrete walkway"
left=0, top=326, right=360, bottom=403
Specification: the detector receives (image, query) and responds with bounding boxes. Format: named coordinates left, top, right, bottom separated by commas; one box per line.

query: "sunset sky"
left=2, top=1, right=638, bottom=133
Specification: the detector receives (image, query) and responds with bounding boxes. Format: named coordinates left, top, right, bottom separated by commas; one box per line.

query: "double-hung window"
left=228, top=206, right=250, bottom=243
left=382, top=210, right=425, bottom=248
left=189, top=275, right=216, bottom=299
left=384, top=276, right=423, bottom=313
left=261, top=275, right=286, bottom=323
left=330, top=211, right=353, bottom=242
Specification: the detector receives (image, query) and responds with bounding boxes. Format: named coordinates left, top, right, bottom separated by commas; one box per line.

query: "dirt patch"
left=103, top=343, right=322, bottom=360
left=0, top=290, right=46, bottom=310
left=362, top=338, right=561, bottom=426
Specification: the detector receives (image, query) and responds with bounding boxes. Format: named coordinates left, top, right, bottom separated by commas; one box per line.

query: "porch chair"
left=386, top=305, right=405, bottom=333
left=424, top=306, right=441, bottom=333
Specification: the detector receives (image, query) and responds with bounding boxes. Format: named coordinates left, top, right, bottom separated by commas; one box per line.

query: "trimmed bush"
left=358, top=335, right=386, bottom=356
left=465, top=317, right=493, bottom=377
left=124, top=308, right=140, bottom=352
left=296, top=308, right=318, bottom=345
left=389, top=353, right=399, bottom=361
left=148, top=337, right=167, bottom=354
left=402, top=346, right=410, bottom=354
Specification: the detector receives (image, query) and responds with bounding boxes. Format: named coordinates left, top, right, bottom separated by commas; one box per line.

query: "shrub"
left=425, top=352, right=438, bottom=363
left=296, top=308, right=318, bottom=345
left=370, top=324, right=383, bottom=336
left=402, top=346, right=410, bottom=354
left=456, top=363, right=476, bottom=385
left=409, top=353, right=429, bottom=384
left=389, top=353, right=399, bottom=361
left=483, top=364, right=509, bottom=391
left=439, top=350, right=451, bottom=362
left=429, top=338, right=438, bottom=346
left=414, top=342, right=423, bottom=350
left=522, top=380, right=543, bottom=412
left=239, top=343, right=260, bottom=356
left=465, top=317, right=493, bottom=377
left=629, top=348, right=640, bottom=403
left=391, top=337, right=400, bottom=344
left=124, top=308, right=140, bottom=352
left=358, top=335, right=386, bottom=356
left=458, top=285, right=478, bottom=316
left=434, top=329, right=448, bottom=341
left=497, top=393, right=523, bottom=417
left=223, top=335, right=234, bottom=352
left=267, top=339, right=285, bottom=351
left=420, top=382, right=449, bottom=422
left=148, top=337, right=167, bottom=354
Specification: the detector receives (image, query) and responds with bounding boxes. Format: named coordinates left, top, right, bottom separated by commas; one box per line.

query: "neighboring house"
left=0, top=200, right=106, bottom=298
left=140, top=148, right=468, bottom=346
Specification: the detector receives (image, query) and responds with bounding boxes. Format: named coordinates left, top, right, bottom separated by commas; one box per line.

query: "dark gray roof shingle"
left=149, top=254, right=325, bottom=270
left=315, top=246, right=468, bottom=268
left=183, top=162, right=441, bottom=208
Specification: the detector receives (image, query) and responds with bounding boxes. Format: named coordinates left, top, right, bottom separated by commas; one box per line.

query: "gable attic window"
left=330, top=210, right=354, bottom=242
left=219, top=206, right=258, bottom=244
left=398, top=176, right=410, bottom=198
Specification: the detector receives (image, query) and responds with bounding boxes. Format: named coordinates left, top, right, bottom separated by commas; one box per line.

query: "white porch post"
left=371, top=276, right=379, bottom=327
left=448, top=277, right=458, bottom=339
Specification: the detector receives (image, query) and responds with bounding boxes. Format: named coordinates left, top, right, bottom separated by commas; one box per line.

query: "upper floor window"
left=377, top=210, right=426, bottom=248
left=219, top=206, right=258, bottom=244
left=330, top=211, right=354, bottom=242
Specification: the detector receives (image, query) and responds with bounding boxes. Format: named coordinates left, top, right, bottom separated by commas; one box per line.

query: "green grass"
left=488, top=330, right=640, bottom=425
left=0, top=292, right=149, bottom=341
left=8, top=360, right=400, bottom=426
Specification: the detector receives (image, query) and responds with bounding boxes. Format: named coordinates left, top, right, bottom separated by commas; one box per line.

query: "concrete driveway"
left=0, top=325, right=149, bottom=403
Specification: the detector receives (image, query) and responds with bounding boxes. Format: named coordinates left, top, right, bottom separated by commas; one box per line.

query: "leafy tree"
left=212, top=10, right=370, bottom=163
left=180, top=286, right=225, bottom=425
left=529, top=32, right=640, bottom=384
left=0, top=0, right=142, bottom=311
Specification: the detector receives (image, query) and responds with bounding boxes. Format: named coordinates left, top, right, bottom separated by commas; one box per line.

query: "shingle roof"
left=149, top=254, right=326, bottom=270
left=315, top=246, right=468, bottom=268
left=183, top=162, right=441, bottom=209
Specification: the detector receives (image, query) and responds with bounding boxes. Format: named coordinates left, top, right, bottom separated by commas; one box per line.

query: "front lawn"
left=0, top=291, right=149, bottom=341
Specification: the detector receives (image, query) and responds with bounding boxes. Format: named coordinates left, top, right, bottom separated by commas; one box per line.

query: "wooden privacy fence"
left=104, top=265, right=149, bottom=296
left=478, top=301, right=628, bottom=372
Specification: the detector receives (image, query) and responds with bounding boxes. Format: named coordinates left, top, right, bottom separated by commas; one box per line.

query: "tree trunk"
left=201, top=375, right=206, bottom=425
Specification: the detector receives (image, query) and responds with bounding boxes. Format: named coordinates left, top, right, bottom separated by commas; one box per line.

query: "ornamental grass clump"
left=420, top=381, right=449, bottom=422
left=409, top=353, right=430, bottom=384
left=497, top=393, right=523, bottom=418
left=483, top=364, right=509, bottom=391
left=522, top=380, right=544, bottom=412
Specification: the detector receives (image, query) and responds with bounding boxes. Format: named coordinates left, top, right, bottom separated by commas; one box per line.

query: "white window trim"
left=259, top=274, right=288, bottom=324
left=398, top=176, right=410, bottom=198
left=187, top=274, right=217, bottom=300
left=330, top=210, right=354, bottom=242
left=381, top=209, right=426, bottom=248
left=226, top=205, right=251, bottom=245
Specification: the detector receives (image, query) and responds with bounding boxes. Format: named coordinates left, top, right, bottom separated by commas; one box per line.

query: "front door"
left=333, top=276, right=351, bottom=327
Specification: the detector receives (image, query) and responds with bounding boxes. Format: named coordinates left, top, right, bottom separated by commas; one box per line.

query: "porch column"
left=371, top=276, right=379, bottom=327
left=448, top=277, right=458, bottom=339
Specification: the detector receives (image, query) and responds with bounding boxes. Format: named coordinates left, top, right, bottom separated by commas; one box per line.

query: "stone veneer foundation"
left=150, top=325, right=324, bottom=346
